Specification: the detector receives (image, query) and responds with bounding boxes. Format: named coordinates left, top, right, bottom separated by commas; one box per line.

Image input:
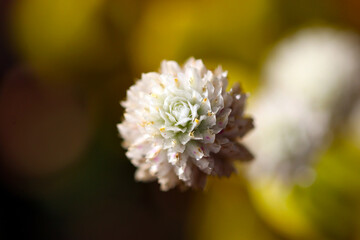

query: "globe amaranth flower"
left=246, top=28, right=360, bottom=187
left=118, top=58, right=253, bottom=191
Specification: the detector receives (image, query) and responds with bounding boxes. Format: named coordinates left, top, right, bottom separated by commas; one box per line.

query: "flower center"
left=170, top=100, right=191, bottom=124
left=160, top=95, right=200, bottom=133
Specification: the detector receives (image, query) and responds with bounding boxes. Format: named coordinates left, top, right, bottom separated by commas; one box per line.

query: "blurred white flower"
left=265, top=28, right=360, bottom=119
left=247, top=28, right=360, bottom=186
left=118, top=58, right=253, bottom=191
left=247, top=92, right=327, bottom=186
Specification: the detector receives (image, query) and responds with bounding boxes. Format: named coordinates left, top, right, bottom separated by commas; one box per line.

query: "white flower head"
left=247, top=28, right=360, bottom=187
left=246, top=92, right=327, bottom=186
left=265, top=28, right=360, bottom=114
left=118, top=58, right=253, bottom=191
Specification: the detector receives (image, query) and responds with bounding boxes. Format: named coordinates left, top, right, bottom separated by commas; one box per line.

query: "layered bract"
left=118, top=58, right=253, bottom=190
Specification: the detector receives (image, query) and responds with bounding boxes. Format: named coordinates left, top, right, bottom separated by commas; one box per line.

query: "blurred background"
left=0, top=0, right=360, bottom=239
